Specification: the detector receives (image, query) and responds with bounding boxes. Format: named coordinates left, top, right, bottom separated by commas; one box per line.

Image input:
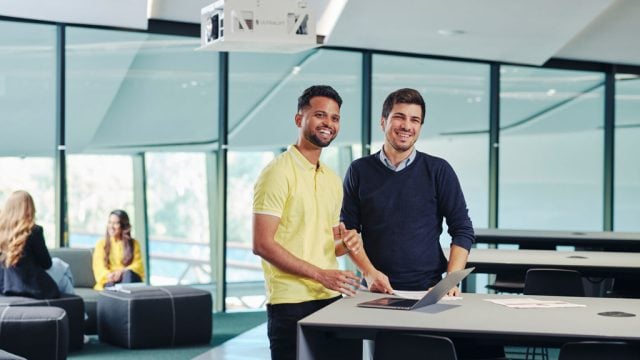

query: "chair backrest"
left=559, top=341, right=639, bottom=360
left=524, top=268, right=585, bottom=297
left=49, top=248, right=96, bottom=288
left=374, top=331, right=458, bottom=360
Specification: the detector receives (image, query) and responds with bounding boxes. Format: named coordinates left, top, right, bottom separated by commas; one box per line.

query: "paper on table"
left=393, top=290, right=463, bottom=301
left=485, top=298, right=586, bottom=309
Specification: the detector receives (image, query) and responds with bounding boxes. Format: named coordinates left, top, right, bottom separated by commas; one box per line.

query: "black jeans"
left=266, top=296, right=341, bottom=360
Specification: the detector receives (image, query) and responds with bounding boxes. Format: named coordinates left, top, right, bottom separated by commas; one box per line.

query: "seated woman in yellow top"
left=92, top=210, right=144, bottom=290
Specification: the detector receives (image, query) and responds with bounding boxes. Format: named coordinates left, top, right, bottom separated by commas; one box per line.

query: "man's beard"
left=306, top=132, right=334, bottom=148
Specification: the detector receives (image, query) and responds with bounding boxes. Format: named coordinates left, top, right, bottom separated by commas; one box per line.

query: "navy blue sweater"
left=341, top=151, right=474, bottom=290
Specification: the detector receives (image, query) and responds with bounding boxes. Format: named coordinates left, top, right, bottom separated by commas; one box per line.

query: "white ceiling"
left=2, top=0, right=639, bottom=67
left=149, top=0, right=640, bottom=67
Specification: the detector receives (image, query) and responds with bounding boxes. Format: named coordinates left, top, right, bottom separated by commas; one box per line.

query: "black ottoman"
left=0, top=306, right=68, bottom=360
left=98, top=285, right=212, bottom=349
left=0, top=294, right=84, bottom=351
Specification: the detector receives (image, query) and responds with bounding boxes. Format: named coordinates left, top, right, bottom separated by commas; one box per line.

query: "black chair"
left=524, top=268, right=586, bottom=297
left=608, top=274, right=640, bottom=299
left=523, top=268, right=586, bottom=360
left=486, top=271, right=527, bottom=293
left=374, top=331, right=457, bottom=360
left=486, top=244, right=556, bottom=294
left=559, top=341, right=639, bottom=360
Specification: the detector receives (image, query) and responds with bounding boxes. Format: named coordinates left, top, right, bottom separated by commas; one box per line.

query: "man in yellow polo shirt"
left=253, top=85, right=362, bottom=360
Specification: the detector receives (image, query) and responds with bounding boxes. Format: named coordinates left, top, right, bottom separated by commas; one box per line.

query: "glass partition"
left=66, top=155, right=135, bottom=248
left=145, top=152, right=211, bottom=285
left=499, top=66, right=605, bottom=231
left=614, top=74, right=640, bottom=231
left=0, top=20, right=57, bottom=245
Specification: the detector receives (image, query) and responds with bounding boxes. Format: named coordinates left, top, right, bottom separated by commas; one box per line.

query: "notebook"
left=357, top=267, right=475, bottom=310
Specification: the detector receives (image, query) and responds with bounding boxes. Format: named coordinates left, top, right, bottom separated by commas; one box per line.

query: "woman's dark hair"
left=103, top=209, right=134, bottom=269
left=381, top=88, right=426, bottom=124
left=297, top=85, right=342, bottom=112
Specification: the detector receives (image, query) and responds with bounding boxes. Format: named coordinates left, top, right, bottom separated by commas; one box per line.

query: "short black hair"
left=298, top=85, right=342, bottom=112
left=381, top=88, right=426, bottom=124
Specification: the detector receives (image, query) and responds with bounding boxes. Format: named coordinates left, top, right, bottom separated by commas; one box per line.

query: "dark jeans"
left=104, top=269, right=142, bottom=288
left=267, top=296, right=341, bottom=360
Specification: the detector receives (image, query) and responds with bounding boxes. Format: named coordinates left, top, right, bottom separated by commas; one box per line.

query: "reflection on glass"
left=614, top=74, right=640, bottom=231
left=499, top=66, right=604, bottom=230
left=67, top=155, right=134, bottom=248
left=146, top=153, right=211, bottom=285
left=227, top=49, right=362, bottom=310
left=66, top=27, right=219, bottom=153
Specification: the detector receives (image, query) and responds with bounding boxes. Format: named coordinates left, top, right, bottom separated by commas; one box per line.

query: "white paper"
left=485, top=298, right=586, bottom=309
left=393, top=290, right=463, bottom=301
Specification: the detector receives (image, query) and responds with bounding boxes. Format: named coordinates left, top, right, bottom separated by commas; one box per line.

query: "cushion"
left=49, top=248, right=96, bottom=288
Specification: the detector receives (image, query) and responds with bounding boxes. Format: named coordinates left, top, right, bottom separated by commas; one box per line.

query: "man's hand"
left=447, top=286, right=461, bottom=297
left=316, top=269, right=361, bottom=296
left=365, top=269, right=394, bottom=294
left=340, top=227, right=363, bottom=254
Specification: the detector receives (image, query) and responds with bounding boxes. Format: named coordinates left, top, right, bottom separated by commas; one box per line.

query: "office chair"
left=523, top=268, right=586, bottom=360
left=485, top=271, right=527, bottom=293
left=486, top=244, right=556, bottom=294
left=374, top=331, right=458, bottom=360
left=523, top=268, right=586, bottom=297
left=558, top=341, right=639, bottom=360
left=608, top=274, right=640, bottom=299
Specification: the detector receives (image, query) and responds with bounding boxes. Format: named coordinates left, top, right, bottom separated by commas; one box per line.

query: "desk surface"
left=464, top=248, right=640, bottom=276
left=298, top=292, right=640, bottom=359
left=474, top=228, right=640, bottom=251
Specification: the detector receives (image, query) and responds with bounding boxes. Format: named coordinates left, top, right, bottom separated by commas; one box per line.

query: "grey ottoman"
left=98, top=285, right=212, bottom=349
left=0, top=294, right=84, bottom=351
left=0, top=306, right=68, bottom=360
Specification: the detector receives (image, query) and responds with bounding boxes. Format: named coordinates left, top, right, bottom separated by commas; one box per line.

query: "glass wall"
left=499, top=66, right=605, bottom=231
left=0, top=21, right=57, bottom=245
left=146, top=152, right=211, bottom=285
left=226, top=49, right=363, bottom=310
left=66, top=155, right=135, bottom=248
left=614, top=74, right=640, bottom=231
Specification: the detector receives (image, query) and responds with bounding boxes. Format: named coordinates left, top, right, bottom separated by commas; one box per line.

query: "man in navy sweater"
left=342, top=88, right=505, bottom=359
left=341, top=87, right=473, bottom=294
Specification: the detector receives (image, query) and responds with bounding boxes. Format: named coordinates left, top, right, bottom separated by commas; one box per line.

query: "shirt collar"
left=290, top=145, right=325, bottom=173
left=379, top=146, right=416, bottom=172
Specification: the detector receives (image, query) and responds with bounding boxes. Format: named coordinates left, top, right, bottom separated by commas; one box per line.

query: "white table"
left=297, top=292, right=640, bottom=359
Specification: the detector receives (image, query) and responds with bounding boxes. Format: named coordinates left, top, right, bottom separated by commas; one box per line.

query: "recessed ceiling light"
left=437, top=29, right=466, bottom=36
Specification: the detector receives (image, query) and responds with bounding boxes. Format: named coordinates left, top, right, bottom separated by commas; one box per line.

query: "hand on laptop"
left=365, top=269, right=394, bottom=294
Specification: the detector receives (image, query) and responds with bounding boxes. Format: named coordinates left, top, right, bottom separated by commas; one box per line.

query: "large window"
left=499, top=66, right=605, bottom=230
left=614, top=74, right=640, bottom=231
left=66, top=155, right=134, bottom=248
left=0, top=20, right=57, bottom=246
left=146, top=153, right=211, bottom=285
left=226, top=49, right=363, bottom=310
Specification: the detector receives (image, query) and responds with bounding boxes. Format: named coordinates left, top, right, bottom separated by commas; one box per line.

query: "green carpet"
left=68, top=311, right=266, bottom=360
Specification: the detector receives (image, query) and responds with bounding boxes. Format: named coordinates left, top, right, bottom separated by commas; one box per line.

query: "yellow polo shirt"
left=253, top=146, right=342, bottom=304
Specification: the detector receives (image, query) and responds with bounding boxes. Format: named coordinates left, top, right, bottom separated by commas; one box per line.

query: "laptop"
left=357, top=267, right=475, bottom=310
